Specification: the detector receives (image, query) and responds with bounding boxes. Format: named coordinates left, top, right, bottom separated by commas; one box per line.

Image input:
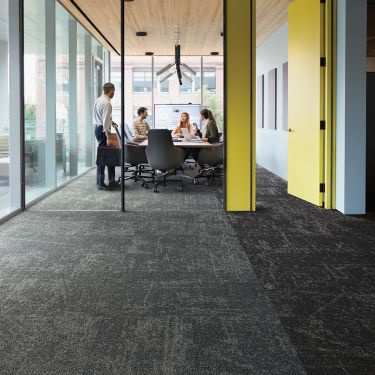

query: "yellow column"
left=225, top=0, right=256, bottom=211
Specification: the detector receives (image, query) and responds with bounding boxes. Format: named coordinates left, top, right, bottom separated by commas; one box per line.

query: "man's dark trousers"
left=95, top=125, right=115, bottom=186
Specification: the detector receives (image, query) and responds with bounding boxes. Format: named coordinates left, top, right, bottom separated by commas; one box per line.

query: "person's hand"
left=202, top=137, right=208, bottom=142
left=112, top=122, right=118, bottom=128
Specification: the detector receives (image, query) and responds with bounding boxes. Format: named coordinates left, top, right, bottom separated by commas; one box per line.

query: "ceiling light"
left=145, top=52, right=154, bottom=56
left=211, top=52, right=219, bottom=56
left=156, top=63, right=175, bottom=77
left=160, top=70, right=176, bottom=83
left=136, top=31, right=147, bottom=37
left=181, top=63, right=196, bottom=76
left=181, top=72, right=193, bottom=83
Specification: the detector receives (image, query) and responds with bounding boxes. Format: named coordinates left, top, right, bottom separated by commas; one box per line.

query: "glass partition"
left=77, top=23, right=90, bottom=174
left=203, top=56, right=224, bottom=132
left=56, top=3, right=71, bottom=185
left=23, top=0, right=109, bottom=206
left=111, top=56, right=153, bottom=127
left=24, top=0, right=48, bottom=203
left=0, top=0, right=21, bottom=218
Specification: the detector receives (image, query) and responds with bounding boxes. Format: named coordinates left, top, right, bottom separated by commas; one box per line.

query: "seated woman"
left=172, top=112, right=196, bottom=138
left=194, top=109, right=220, bottom=177
left=198, top=109, right=220, bottom=143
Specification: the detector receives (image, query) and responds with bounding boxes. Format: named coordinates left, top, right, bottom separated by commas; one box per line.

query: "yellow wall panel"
left=225, top=0, right=255, bottom=211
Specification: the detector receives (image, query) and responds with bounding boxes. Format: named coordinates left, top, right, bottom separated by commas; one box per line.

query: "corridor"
left=0, top=168, right=374, bottom=374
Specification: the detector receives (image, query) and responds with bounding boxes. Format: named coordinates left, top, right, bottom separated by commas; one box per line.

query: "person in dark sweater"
left=197, top=109, right=220, bottom=144
left=193, top=109, right=220, bottom=177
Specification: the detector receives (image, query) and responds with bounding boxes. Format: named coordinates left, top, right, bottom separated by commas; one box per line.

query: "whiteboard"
left=154, top=104, right=201, bottom=130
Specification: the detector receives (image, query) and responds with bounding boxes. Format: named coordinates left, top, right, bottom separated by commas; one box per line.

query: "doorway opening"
left=117, top=0, right=224, bottom=213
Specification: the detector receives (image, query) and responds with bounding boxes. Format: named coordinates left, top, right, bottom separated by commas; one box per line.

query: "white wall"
left=336, top=0, right=367, bottom=214
left=256, top=23, right=288, bottom=180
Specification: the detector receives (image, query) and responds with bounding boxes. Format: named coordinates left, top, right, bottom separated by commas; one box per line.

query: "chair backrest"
left=115, top=125, right=135, bottom=147
left=148, top=129, right=174, bottom=150
left=198, top=143, right=224, bottom=166
left=124, top=123, right=135, bottom=142
left=146, top=129, right=183, bottom=171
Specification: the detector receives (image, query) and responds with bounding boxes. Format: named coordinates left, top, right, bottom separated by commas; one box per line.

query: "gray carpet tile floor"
left=0, top=168, right=305, bottom=375
left=0, top=166, right=374, bottom=374
left=228, top=167, right=375, bottom=375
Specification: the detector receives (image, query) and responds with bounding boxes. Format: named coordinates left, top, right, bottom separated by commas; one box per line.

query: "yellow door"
left=288, top=0, right=327, bottom=206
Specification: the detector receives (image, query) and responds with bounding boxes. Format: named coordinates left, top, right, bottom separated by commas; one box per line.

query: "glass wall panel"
left=77, top=23, right=88, bottom=174
left=111, top=56, right=152, bottom=127
left=56, top=3, right=70, bottom=185
left=0, top=0, right=21, bottom=219
left=24, top=0, right=48, bottom=203
left=203, top=56, right=224, bottom=131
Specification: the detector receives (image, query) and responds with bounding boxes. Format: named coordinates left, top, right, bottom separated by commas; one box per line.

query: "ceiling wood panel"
left=256, top=0, right=294, bottom=47
left=59, top=0, right=293, bottom=55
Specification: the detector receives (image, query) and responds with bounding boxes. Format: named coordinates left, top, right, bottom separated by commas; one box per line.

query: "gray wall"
left=256, top=23, right=288, bottom=180
left=336, top=0, right=367, bottom=214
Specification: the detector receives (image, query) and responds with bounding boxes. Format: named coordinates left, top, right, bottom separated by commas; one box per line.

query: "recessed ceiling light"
left=211, top=52, right=219, bottom=56
left=145, top=52, right=154, bottom=56
left=136, top=31, right=148, bottom=37
left=220, top=32, right=224, bottom=37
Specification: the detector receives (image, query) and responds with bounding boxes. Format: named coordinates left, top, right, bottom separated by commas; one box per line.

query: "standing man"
left=93, top=83, right=121, bottom=190
left=132, top=107, right=150, bottom=140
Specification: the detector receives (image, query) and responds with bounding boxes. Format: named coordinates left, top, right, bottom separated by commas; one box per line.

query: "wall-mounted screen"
left=154, top=104, right=202, bottom=130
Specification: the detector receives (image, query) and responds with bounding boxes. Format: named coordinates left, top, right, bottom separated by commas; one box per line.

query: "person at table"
left=193, top=109, right=220, bottom=177
left=198, top=109, right=220, bottom=143
left=172, top=112, right=196, bottom=138
left=132, top=107, right=150, bottom=140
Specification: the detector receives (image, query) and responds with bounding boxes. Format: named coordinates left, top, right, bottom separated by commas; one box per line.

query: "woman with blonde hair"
left=172, top=112, right=196, bottom=138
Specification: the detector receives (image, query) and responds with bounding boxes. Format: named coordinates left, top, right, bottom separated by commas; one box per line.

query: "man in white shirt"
left=93, top=83, right=120, bottom=190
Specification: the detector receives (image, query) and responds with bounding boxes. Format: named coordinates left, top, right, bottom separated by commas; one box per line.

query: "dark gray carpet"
left=0, top=168, right=305, bottom=375
left=0, top=166, right=374, bottom=374
left=228, top=167, right=375, bottom=375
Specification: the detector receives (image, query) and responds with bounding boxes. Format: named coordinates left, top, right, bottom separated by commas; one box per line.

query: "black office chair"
left=146, top=129, right=185, bottom=193
left=195, top=143, right=224, bottom=184
left=115, top=128, right=154, bottom=187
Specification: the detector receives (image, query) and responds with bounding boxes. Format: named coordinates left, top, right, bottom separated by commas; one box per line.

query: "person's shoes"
left=97, top=183, right=109, bottom=191
left=108, top=181, right=121, bottom=191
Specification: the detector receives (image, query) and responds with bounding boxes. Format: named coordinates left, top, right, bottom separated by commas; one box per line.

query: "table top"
left=138, top=139, right=221, bottom=149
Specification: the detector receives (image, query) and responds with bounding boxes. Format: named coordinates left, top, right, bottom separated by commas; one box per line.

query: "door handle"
left=288, top=128, right=295, bottom=133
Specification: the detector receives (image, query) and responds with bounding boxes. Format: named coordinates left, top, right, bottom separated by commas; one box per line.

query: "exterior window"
left=203, top=68, right=216, bottom=94
left=180, top=67, right=199, bottom=93
left=157, top=79, right=169, bottom=94
left=133, top=68, right=152, bottom=93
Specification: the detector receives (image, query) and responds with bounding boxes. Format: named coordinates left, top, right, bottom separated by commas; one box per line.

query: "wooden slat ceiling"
left=59, top=0, right=293, bottom=56
left=257, top=0, right=293, bottom=47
